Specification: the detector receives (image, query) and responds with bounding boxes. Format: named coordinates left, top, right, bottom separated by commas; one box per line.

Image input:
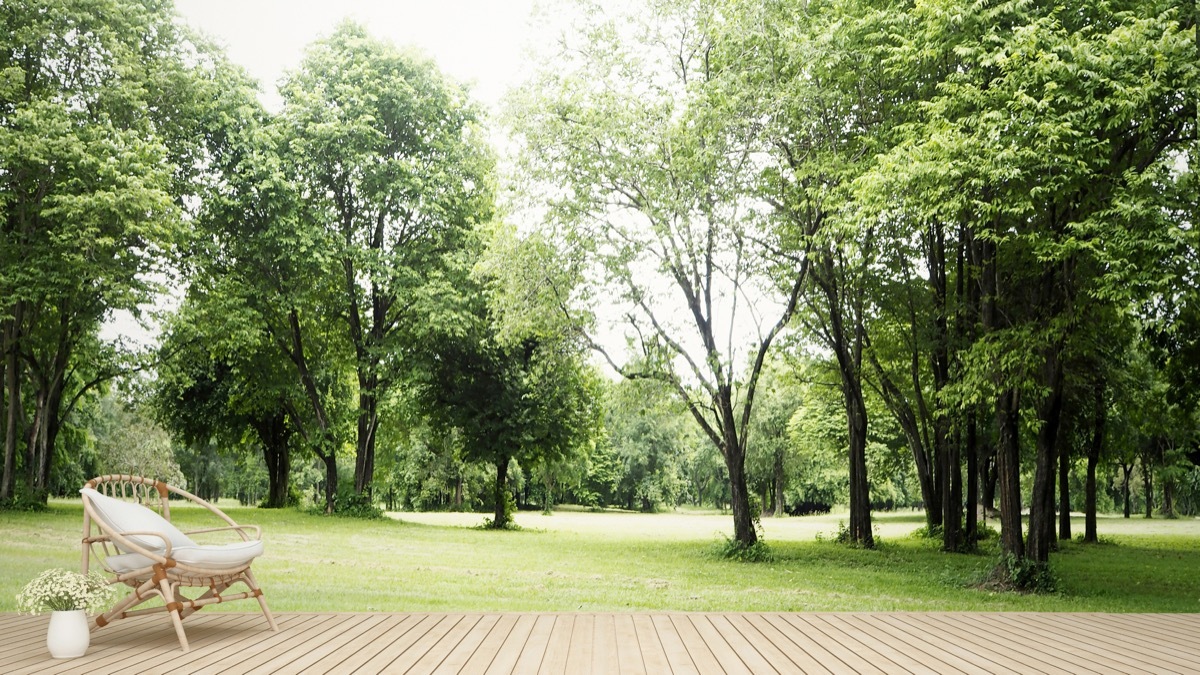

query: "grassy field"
left=3, top=501, right=1198, bottom=614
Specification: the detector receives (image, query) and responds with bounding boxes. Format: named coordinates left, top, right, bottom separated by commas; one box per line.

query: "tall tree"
left=860, top=0, right=1196, bottom=571
left=509, top=0, right=804, bottom=548
left=413, top=226, right=602, bottom=528
left=1, top=0, right=231, bottom=503
left=278, top=22, right=494, bottom=498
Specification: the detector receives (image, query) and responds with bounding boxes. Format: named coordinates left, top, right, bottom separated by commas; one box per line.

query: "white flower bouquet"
left=16, top=569, right=114, bottom=615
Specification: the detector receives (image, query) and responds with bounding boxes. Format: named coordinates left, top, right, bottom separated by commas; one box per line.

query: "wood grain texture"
left=3, top=612, right=1196, bottom=674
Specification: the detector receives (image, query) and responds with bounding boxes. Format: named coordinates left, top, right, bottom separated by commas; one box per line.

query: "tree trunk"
left=492, top=455, right=511, bottom=528
left=1058, top=429, right=1072, bottom=540
left=255, top=411, right=292, bottom=508
left=846, top=385, right=873, bottom=547
left=965, top=408, right=979, bottom=545
left=1142, top=452, right=1153, bottom=518
left=1027, top=350, right=1064, bottom=564
left=772, top=448, right=785, bottom=517
left=1121, top=462, right=1132, bottom=518
left=2, top=306, right=22, bottom=502
left=724, top=438, right=757, bottom=546
left=322, top=452, right=337, bottom=514
left=1084, top=380, right=1105, bottom=542
left=353, top=373, right=379, bottom=495
left=996, top=389, right=1024, bottom=558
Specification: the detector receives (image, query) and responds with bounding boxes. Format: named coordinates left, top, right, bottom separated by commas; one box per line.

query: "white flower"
left=16, top=569, right=115, bottom=615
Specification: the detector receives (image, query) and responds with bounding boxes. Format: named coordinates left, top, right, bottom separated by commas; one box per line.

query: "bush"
left=981, top=553, right=1059, bottom=594
left=713, top=535, right=773, bottom=563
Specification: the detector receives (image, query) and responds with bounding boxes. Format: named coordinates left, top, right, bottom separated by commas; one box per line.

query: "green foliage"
left=479, top=491, right=519, bottom=530
left=713, top=535, right=774, bottom=563
left=319, top=488, right=383, bottom=520
left=988, top=553, right=1060, bottom=595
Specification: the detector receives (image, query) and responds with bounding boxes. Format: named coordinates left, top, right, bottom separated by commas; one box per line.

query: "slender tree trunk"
left=996, top=389, right=1024, bottom=558
left=321, top=452, right=337, bottom=514
left=1121, top=462, right=1132, bottom=518
left=1058, top=420, right=1072, bottom=541
left=1028, top=350, right=1064, bottom=564
left=772, top=448, right=785, bottom=517
left=725, top=438, right=757, bottom=545
left=2, top=307, right=22, bottom=502
left=492, top=455, right=511, bottom=528
left=255, top=411, right=292, bottom=508
left=965, top=409, right=979, bottom=545
left=1142, top=452, right=1154, bottom=518
left=1084, top=381, right=1105, bottom=542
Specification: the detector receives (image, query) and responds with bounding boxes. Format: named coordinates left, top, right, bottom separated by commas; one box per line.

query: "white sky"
left=174, top=0, right=541, bottom=113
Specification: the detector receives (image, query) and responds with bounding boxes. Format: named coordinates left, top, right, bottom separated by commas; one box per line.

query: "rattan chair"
left=80, top=474, right=278, bottom=651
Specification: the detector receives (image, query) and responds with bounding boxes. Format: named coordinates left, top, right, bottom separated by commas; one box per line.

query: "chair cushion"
left=80, top=487, right=197, bottom=553
left=104, top=540, right=265, bottom=573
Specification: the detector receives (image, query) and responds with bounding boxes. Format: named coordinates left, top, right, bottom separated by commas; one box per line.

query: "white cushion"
left=104, top=540, right=265, bottom=573
left=81, top=487, right=197, bottom=553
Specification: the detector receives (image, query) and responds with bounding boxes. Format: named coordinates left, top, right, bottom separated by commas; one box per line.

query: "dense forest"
left=2, top=0, right=1196, bottom=586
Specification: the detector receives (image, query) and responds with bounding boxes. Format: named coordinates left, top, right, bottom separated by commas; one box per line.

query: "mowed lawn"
left=2, top=501, right=1198, bottom=614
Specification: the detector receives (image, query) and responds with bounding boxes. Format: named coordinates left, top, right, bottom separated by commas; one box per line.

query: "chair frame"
left=81, top=474, right=278, bottom=652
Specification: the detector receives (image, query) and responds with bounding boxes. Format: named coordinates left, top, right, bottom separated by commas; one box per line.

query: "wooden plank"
left=669, top=614, right=732, bottom=675
left=242, top=613, right=385, bottom=675
left=503, top=614, right=554, bottom=675
left=762, top=613, right=858, bottom=675
left=910, top=613, right=1087, bottom=675
left=431, top=614, right=502, bottom=674
left=630, top=615, right=671, bottom=675
left=741, top=613, right=832, bottom=675
left=816, top=614, right=937, bottom=674
left=780, top=615, right=889, bottom=675
left=563, top=613, right=595, bottom=674
left=348, top=613, right=444, bottom=674
left=536, top=614, right=574, bottom=675
left=1002, top=612, right=1194, bottom=673
left=590, top=613, right=620, bottom=675
left=613, top=614, right=647, bottom=675
left=307, top=614, right=420, bottom=675
left=1058, top=614, right=1200, bottom=661
left=705, top=614, right=780, bottom=674
left=650, top=614, right=702, bottom=675
left=381, top=614, right=471, bottom=674
left=850, top=614, right=994, bottom=675
left=458, top=613, right=519, bottom=674
left=982, top=612, right=1162, bottom=674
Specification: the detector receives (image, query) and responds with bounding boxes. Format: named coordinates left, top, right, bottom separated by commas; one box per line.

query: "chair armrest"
left=183, top=524, right=262, bottom=542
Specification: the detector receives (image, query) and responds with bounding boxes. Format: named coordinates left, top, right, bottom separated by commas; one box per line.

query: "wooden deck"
left=2, top=612, right=1198, bottom=674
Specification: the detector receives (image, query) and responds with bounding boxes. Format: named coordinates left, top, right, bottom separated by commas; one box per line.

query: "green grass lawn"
left=3, top=501, right=1197, bottom=613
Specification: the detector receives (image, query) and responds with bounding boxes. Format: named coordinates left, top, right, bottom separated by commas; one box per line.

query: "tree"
left=859, top=0, right=1196, bottom=571
left=508, top=0, right=805, bottom=548
left=1, top=0, right=240, bottom=504
left=413, top=226, right=602, bottom=528
left=277, top=22, right=494, bottom=498
left=153, top=294, right=303, bottom=508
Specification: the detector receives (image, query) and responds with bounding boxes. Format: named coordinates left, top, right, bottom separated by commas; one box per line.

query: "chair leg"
left=243, top=569, right=278, bottom=632
left=96, top=578, right=157, bottom=630
left=156, top=571, right=189, bottom=652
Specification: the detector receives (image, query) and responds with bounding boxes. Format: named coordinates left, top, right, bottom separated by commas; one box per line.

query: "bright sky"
left=174, top=0, right=541, bottom=113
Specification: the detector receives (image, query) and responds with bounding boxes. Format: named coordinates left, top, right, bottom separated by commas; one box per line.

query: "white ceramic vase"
left=46, top=609, right=90, bottom=658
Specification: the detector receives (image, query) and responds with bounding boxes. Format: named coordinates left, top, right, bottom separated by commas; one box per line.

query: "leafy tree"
left=412, top=227, right=602, bottom=528
left=509, top=0, right=805, bottom=548
left=277, top=22, right=494, bottom=498
left=602, top=378, right=691, bottom=512
left=0, top=0, right=220, bottom=503
left=859, top=0, right=1195, bottom=571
